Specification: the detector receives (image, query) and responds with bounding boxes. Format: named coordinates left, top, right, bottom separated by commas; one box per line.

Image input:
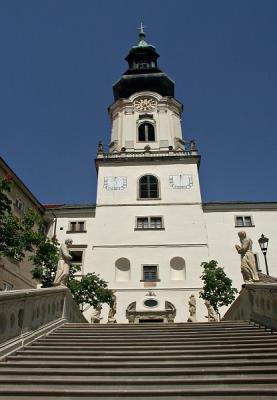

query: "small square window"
left=69, top=250, right=84, bottom=276
left=68, top=221, right=86, bottom=233
left=69, top=222, right=77, bottom=231
left=70, top=250, right=83, bottom=264
left=143, top=265, right=158, bottom=281
left=15, top=198, right=25, bottom=212
left=3, top=282, right=13, bottom=291
left=137, top=217, right=148, bottom=229
left=235, top=216, right=254, bottom=227
left=136, top=216, right=163, bottom=230
left=150, top=217, right=162, bottom=229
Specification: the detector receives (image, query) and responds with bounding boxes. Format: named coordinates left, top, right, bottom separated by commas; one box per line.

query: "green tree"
left=0, top=177, right=44, bottom=261
left=31, top=235, right=60, bottom=287
left=68, top=265, right=112, bottom=310
left=199, top=260, right=238, bottom=317
left=0, top=177, right=112, bottom=311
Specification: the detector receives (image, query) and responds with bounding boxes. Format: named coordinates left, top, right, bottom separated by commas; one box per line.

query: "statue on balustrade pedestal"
left=108, top=291, right=117, bottom=323
left=235, top=231, right=259, bottom=283
left=53, top=239, right=73, bottom=287
left=91, top=303, right=102, bottom=324
left=205, top=300, right=218, bottom=322
left=187, top=294, right=197, bottom=322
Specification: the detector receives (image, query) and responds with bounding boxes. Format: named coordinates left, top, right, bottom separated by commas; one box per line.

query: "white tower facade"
left=92, top=30, right=209, bottom=322
left=47, top=30, right=277, bottom=323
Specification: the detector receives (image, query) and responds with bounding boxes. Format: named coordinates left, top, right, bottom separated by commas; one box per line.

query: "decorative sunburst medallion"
left=133, top=98, right=157, bottom=111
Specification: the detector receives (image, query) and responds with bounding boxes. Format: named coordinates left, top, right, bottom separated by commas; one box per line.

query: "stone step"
left=6, top=352, right=277, bottom=362
left=0, top=386, right=277, bottom=398
left=48, top=331, right=267, bottom=339
left=33, top=337, right=277, bottom=346
left=3, top=359, right=277, bottom=368
left=0, top=367, right=276, bottom=377
left=2, top=321, right=277, bottom=399
left=1, top=381, right=277, bottom=391
left=54, top=325, right=261, bottom=333
left=32, top=337, right=277, bottom=347
left=48, top=331, right=271, bottom=339
left=17, top=346, right=277, bottom=356
left=26, top=341, right=277, bottom=351
left=63, top=321, right=252, bottom=327
left=0, top=395, right=275, bottom=400
left=1, top=374, right=277, bottom=384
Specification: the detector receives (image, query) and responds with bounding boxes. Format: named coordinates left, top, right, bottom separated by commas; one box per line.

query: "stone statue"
left=205, top=300, right=218, bottom=322
left=187, top=294, right=197, bottom=322
left=189, top=140, right=196, bottom=151
left=174, top=136, right=185, bottom=151
left=97, top=141, right=104, bottom=153
left=109, top=140, right=120, bottom=153
left=53, top=239, right=73, bottom=287
left=91, top=304, right=102, bottom=324
left=108, top=291, right=117, bottom=323
left=235, top=231, right=259, bottom=282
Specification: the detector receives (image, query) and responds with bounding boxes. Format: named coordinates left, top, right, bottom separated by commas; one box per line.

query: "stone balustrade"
left=0, top=286, right=87, bottom=357
left=223, top=283, right=277, bottom=330
left=96, top=149, right=198, bottom=160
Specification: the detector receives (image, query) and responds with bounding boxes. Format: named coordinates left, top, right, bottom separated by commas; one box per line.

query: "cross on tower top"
left=138, top=22, right=146, bottom=34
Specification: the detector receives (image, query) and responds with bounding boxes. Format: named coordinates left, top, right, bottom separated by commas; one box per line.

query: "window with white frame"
left=136, top=216, right=163, bottom=230
left=69, top=249, right=85, bottom=276
left=235, top=216, right=254, bottom=227
left=139, top=175, right=159, bottom=199
left=142, top=265, right=159, bottom=281
left=68, top=221, right=86, bottom=232
left=14, top=198, right=25, bottom=212
left=138, top=122, right=155, bottom=142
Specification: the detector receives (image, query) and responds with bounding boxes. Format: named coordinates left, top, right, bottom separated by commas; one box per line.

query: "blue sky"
left=0, top=0, right=276, bottom=204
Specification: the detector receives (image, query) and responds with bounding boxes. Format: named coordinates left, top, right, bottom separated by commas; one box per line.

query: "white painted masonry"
left=47, top=33, right=277, bottom=323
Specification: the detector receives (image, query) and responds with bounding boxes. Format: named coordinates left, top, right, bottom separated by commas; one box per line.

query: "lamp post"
left=258, top=234, right=269, bottom=276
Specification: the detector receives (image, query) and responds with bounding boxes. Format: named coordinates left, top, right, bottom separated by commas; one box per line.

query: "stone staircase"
left=1, top=321, right=277, bottom=399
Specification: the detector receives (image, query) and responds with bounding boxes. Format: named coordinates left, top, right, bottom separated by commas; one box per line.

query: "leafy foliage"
left=199, top=260, right=238, bottom=313
left=0, top=176, right=117, bottom=311
left=31, top=236, right=60, bottom=287
left=0, top=177, right=43, bottom=260
left=68, top=265, right=113, bottom=309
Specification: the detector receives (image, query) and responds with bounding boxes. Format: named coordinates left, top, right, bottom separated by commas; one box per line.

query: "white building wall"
left=108, top=92, right=183, bottom=151
left=49, top=85, right=277, bottom=324
left=204, top=208, right=277, bottom=289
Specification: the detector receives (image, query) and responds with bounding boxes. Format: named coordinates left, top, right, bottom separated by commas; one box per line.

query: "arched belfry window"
left=138, top=123, right=155, bottom=142
left=139, top=175, right=159, bottom=199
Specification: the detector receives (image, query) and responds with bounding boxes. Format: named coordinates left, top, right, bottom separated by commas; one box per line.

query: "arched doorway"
left=126, top=300, right=176, bottom=323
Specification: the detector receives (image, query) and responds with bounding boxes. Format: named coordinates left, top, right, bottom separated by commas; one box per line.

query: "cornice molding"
left=203, top=202, right=277, bottom=212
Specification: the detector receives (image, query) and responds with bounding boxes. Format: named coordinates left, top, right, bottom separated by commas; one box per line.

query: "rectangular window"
left=3, top=282, right=13, bottom=291
left=68, top=221, right=86, bottom=233
left=39, top=224, right=47, bottom=234
left=14, top=198, right=25, bottom=212
left=136, top=216, right=163, bottom=230
left=69, top=249, right=84, bottom=277
left=235, top=216, right=254, bottom=227
left=70, top=250, right=83, bottom=264
left=143, top=265, right=158, bottom=281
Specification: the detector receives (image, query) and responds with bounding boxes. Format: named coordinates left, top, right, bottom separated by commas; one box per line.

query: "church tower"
left=93, top=27, right=209, bottom=323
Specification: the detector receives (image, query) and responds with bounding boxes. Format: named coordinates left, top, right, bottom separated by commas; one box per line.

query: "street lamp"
left=258, top=234, right=269, bottom=276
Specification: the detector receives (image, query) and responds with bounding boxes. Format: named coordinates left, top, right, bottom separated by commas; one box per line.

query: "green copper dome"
left=113, top=29, right=174, bottom=101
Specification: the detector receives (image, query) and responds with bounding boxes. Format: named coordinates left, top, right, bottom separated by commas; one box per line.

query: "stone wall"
left=223, top=283, right=277, bottom=330
left=0, top=286, right=87, bottom=355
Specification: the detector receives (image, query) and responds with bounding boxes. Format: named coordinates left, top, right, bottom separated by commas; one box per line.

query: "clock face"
left=133, top=98, right=157, bottom=112
left=169, top=175, right=193, bottom=189
left=104, top=176, right=127, bottom=191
